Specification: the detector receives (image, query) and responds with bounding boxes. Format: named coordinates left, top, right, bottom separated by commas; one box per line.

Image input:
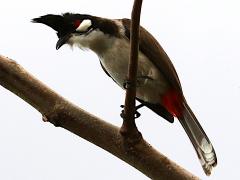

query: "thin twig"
left=0, top=55, right=199, bottom=179
left=120, top=0, right=143, bottom=138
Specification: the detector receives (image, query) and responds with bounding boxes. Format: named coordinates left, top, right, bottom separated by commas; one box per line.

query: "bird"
left=32, top=13, right=217, bottom=175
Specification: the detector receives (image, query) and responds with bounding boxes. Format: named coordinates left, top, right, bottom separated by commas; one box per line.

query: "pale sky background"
left=0, top=0, right=240, bottom=179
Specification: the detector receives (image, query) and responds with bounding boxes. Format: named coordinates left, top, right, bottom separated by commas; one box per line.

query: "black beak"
left=56, top=33, right=72, bottom=50
left=32, top=14, right=74, bottom=50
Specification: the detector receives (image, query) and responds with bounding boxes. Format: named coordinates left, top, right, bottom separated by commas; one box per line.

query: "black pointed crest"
left=32, top=14, right=65, bottom=32
left=33, top=13, right=121, bottom=38
left=32, top=13, right=84, bottom=37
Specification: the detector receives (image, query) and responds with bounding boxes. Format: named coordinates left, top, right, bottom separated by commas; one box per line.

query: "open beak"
left=56, top=33, right=72, bottom=50
left=32, top=14, right=74, bottom=50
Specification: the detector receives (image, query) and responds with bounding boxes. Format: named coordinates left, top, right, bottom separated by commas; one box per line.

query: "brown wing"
left=121, top=18, right=185, bottom=123
left=121, top=18, right=182, bottom=92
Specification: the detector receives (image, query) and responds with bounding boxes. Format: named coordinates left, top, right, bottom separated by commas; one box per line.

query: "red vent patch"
left=162, top=89, right=183, bottom=117
left=74, top=20, right=81, bottom=28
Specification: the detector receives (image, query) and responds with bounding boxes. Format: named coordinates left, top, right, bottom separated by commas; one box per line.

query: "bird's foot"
left=120, top=104, right=145, bottom=119
left=123, top=80, right=134, bottom=89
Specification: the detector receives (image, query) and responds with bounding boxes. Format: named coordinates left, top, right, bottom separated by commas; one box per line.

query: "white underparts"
left=68, top=22, right=169, bottom=103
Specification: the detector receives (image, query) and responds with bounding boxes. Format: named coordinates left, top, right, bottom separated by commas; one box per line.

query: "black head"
left=32, top=13, right=120, bottom=50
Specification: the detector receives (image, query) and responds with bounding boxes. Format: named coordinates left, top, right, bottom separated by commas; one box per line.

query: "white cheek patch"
left=76, top=19, right=92, bottom=32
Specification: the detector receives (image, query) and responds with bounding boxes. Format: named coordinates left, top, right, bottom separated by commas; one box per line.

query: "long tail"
left=178, top=101, right=217, bottom=175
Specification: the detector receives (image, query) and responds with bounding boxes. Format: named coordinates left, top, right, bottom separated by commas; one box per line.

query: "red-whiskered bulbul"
left=33, top=13, right=217, bottom=175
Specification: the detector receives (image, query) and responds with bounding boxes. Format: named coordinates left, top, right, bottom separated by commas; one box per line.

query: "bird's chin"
left=66, top=34, right=88, bottom=50
left=56, top=33, right=86, bottom=50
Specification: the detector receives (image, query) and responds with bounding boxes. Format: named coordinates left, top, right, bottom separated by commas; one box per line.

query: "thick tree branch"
left=121, top=0, right=143, bottom=137
left=0, top=55, right=199, bottom=179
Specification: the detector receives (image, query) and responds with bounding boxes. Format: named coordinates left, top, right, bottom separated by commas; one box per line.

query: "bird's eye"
left=75, top=19, right=92, bottom=32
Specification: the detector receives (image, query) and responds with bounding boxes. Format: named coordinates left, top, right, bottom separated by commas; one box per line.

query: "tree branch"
left=121, top=0, right=143, bottom=138
left=0, top=55, right=199, bottom=179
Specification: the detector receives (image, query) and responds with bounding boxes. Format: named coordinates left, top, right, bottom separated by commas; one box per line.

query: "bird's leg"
left=121, top=76, right=152, bottom=118
left=120, top=103, right=145, bottom=119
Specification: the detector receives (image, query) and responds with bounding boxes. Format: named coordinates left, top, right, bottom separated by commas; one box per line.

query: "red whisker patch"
left=74, top=20, right=81, bottom=28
